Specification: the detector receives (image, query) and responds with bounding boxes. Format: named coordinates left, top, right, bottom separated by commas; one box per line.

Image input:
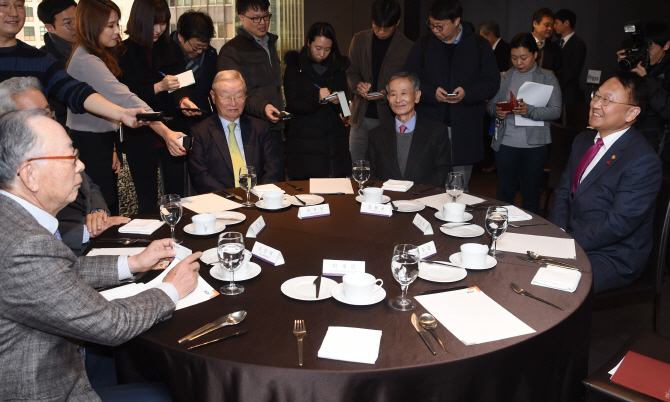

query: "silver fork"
left=508, top=223, right=548, bottom=228
left=293, top=320, right=306, bottom=366
left=509, top=282, right=564, bottom=310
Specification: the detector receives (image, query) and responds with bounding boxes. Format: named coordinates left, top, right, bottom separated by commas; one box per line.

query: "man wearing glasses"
left=549, top=72, right=662, bottom=294
left=404, top=0, right=499, bottom=192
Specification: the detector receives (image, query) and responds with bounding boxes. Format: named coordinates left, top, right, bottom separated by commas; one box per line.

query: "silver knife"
left=294, top=195, right=307, bottom=206
left=313, top=275, right=322, bottom=298
left=98, top=238, right=153, bottom=243
left=178, top=311, right=242, bottom=344
left=516, top=256, right=581, bottom=271
left=187, top=330, right=248, bottom=350
left=411, top=313, right=436, bottom=355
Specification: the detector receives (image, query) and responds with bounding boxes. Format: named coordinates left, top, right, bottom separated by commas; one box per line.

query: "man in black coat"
left=531, top=8, right=562, bottom=74
left=188, top=71, right=282, bottom=194
left=478, top=20, right=510, bottom=72
left=554, top=9, right=587, bottom=103
left=404, top=0, right=500, bottom=191
left=367, top=72, right=452, bottom=186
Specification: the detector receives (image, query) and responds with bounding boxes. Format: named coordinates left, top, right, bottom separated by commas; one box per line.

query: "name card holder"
left=417, top=241, right=438, bottom=259
left=246, top=216, right=266, bottom=238
left=322, top=259, right=365, bottom=277
left=298, top=204, right=331, bottom=219
left=251, top=242, right=284, bottom=266
left=413, top=213, right=434, bottom=235
left=360, top=202, right=392, bottom=217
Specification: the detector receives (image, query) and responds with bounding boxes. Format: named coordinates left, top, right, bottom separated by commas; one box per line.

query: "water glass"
left=218, top=232, right=245, bottom=295
left=352, top=160, right=370, bottom=197
left=160, top=194, right=182, bottom=244
left=485, top=206, right=508, bottom=257
left=239, top=166, right=257, bottom=208
left=390, top=244, right=419, bottom=311
left=446, top=172, right=464, bottom=202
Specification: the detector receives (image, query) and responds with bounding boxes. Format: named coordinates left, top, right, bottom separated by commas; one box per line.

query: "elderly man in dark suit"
left=367, top=72, right=452, bottom=186
left=554, top=9, right=587, bottom=103
left=549, top=72, right=662, bottom=294
left=479, top=20, right=510, bottom=72
left=188, top=70, right=282, bottom=194
left=0, top=109, right=202, bottom=400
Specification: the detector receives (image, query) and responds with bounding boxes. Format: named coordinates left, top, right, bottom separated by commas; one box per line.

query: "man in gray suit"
left=0, top=109, right=202, bottom=400
left=0, top=77, right=131, bottom=255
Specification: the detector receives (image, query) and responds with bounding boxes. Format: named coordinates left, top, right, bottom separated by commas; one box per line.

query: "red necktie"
left=572, top=138, right=604, bottom=193
left=399, top=125, right=407, bottom=133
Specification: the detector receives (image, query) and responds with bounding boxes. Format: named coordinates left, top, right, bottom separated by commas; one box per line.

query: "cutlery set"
left=178, top=310, right=248, bottom=350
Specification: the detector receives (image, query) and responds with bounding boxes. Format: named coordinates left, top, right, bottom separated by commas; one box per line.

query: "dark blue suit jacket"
left=548, top=126, right=662, bottom=293
left=187, top=113, right=282, bottom=194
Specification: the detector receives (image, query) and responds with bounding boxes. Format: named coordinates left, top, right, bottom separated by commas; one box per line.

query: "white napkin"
left=251, top=184, right=284, bottom=198
left=318, top=326, right=382, bottom=364
left=504, top=205, right=533, bottom=222
left=531, top=264, right=582, bottom=292
left=381, top=179, right=414, bottom=192
left=118, top=219, right=164, bottom=235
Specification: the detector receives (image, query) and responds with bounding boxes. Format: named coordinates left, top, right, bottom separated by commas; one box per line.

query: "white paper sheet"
left=496, top=232, right=577, bottom=259
left=86, top=247, right=146, bottom=257
left=182, top=193, right=242, bottom=214
left=416, top=287, right=535, bottom=345
left=415, top=193, right=486, bottom=210
left=309, top=178, right=355, bottom=194
left=168, top=70, right=196, bottom=93
left=317, top=326, right=382, bottom=364
left=504, top=205, right=532, bottom=222
left=515, top=81, right=554, bottom=127
left=337, top=91, right=351, bottom=117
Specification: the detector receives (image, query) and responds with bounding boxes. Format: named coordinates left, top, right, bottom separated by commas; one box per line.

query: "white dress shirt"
left=580, top=128, right=630, bottom=183
left=218, top=115, right=247, bottom=162
left=561, top=31, right=576, bottom=47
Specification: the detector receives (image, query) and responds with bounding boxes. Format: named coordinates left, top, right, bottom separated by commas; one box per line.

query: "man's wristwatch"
left=90, top=208, right=110, bottom=217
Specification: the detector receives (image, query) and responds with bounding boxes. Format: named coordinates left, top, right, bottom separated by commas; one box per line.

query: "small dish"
left=449, top=252, right=497, bottom=270
left=390, top=200, right=425, bottom=213
left=214, top=211, right=246, bottom=225
left=439, top=224, right=485, bottom=238
left=210, top=262, right=261, bottom=281
left=355, top=195, right=391, bottom=204
left=183, top=221, right=226, bottom=236
left=280, top=276, right=337, bottom=301
left=285, top=194, right=325, bottom=206
left=201, top=248, right=251, bottom=265
left=418, top=261, right=468, bottom=283
left=330, top=283, right=386, bottom=306
left=434, top=211, right=473, bottom=222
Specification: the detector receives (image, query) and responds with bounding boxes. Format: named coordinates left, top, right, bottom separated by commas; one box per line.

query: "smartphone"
left=367, top=92, right=384, bottom=98
left=272, top=111, right=293, bottom=121
left=447, top=94, right=458, bottom=97
left=176, top=108, right=205, bottom=112
left=179, top=136, right=193, bottom=152
left=136, top=112, right=172, bottom=122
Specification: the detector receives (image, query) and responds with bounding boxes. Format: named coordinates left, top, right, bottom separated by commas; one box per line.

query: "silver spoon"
left=419, top=313, right=448, bottom=352
left=526, top=251, right=578, bottom=268
left=187, top=310, right=247, bottom=341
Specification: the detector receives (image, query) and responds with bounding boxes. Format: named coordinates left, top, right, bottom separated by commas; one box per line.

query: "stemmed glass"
left=446, top=172, right=464, bottom=202
left=390, top=244, right=420, bottom=311
left=239, top=166, right=257, bottom=208
left=160, top=194, right=182, bottom=244
left=352, top=160, right=370, bottom=197
left=217, top=232, right=245, bottom=295
left=485, top=206, right=508, bottom=257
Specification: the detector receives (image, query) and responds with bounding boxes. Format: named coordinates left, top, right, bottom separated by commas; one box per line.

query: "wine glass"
left=446, top=172, right=464, bottom=202
left=390, top=244, right=420, bottom=311
left=239, top=166, right=257, bottom=208
left=160, top=194, right=182, bottom=244
left=485, top=206, right=508, bottom=257
left=217, top=232, right=245, bottom=295
left=352, top=160, right=370, bottom=197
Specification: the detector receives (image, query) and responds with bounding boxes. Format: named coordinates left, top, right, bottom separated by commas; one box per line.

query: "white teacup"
left=343, top=272, right=383, bottom=303
left=192, top=214, right=216, bottom=234
left=262, top=191, right=284, bottom=209
left=460, top=243, right=489, bottom=269
left=443, top=202, right=465, bottom=221
left=362, top=187, right=383, bottom=204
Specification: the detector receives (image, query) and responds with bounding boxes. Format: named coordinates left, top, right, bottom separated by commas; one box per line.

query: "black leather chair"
left=561, top=102, right=591, bottom=128
left=583, top=329, right=670, bottom=401
left=592, top=174, right=670, bottom=331
left=542, top=122, right=583, bottom=216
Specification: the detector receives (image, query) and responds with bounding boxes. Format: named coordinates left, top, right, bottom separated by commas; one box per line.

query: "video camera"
left=619, top=21, right=650, bottom=71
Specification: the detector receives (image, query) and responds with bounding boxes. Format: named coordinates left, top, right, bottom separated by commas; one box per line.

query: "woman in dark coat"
left=283, top=22, right=351, bottom=180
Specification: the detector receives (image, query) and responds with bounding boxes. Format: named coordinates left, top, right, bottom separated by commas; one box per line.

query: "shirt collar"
left=562, top=31, right=575, bottom=44
left=218, top=115, right=241, bottom=133
left=243, top=27, right=269, bottom=47
left=396, top=112, right=417, bottom=133
left=0, top=189, right=59, bottom=235
left=492, top=37, right=501, bottom=50
left=532, top=34, right=545, bottom=46
left=596, top=127, right=630, bottom=150
left=442, top=24, right=463, bottom=44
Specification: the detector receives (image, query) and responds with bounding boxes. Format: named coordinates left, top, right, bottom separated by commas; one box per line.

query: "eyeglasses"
left=372, top=23, right=395, bottom=33
left=187, top=39, right=207, bottom=53
left=43, top=105, right=56, bottom=120
left=214, top=93, right=245, bottom=103
left=0, top=1, right=25, bottom=13
left=425, top=20, right=446, bottom=32
left=243, top=13, right=272, bottom=24
left=591, top=91, right=637, bottom=107
left=56, top=20, right=75, bottom=30
left=26, top=148, right=80, bottom=165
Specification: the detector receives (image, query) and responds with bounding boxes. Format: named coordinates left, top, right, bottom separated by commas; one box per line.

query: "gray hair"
left=0, top=77, right=42, bottom=115
left=0, top=110, right=48, bottom=188
left=478, top=20, right=500, bottom=38
left=212, top=70, right=247, bottom=92
left=386, top=71, right=420, bottom=93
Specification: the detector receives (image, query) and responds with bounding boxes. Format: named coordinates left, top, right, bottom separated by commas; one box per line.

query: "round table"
left=112, top=181, right=593, bottom=402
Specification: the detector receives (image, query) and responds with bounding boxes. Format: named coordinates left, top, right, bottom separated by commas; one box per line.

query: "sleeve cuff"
left=155, top=282, right=179, bottom=304
left=117, top=256, right=132, bottom=280
left=82, top=225, right=90, bottom=244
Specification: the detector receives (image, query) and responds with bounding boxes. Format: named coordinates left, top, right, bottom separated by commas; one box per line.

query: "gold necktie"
left=227, top=122, right=246, bottom=187
left=537, top=40, right=543, bottom=49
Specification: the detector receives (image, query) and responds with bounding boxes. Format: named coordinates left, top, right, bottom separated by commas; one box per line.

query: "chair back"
left=561, top=102, right=591, bottom=128
left=547, top=122, right=583, bottom=190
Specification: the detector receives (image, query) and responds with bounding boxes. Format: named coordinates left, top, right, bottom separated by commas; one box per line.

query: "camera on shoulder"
left=619, top=21, right=650, bottom=71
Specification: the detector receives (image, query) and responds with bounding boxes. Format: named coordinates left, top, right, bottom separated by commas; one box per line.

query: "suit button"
left=85, top=385, right=93, bottom=392
left=77, top=346, right=84, bottom=353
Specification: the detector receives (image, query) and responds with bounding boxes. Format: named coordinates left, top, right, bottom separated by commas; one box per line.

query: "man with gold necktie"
left=188, top=70, right=282, bottom=194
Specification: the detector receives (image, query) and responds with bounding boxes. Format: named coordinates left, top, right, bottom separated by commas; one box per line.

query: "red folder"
left=496, top=91, right=519, bottom=112
left=610, top=351, right=670, bottom=400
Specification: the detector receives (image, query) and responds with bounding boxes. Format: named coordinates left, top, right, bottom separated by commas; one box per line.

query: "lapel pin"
left=607, top=161, right=610, bottom=165
left=611, top=155, right=616, bottom=159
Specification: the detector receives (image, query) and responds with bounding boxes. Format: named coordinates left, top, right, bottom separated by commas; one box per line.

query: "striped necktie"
left=227, top=123, right=246, bottom=187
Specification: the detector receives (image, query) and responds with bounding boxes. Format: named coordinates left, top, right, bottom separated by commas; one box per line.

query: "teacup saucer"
left=418, top=261, right=468, bottom=282
left=255, top=199, right=292, bottom=211
left=210, top=262, right=261, bottom=281
left=355, top=195, right=392, bottom=204
left=184, top=221, right=226, bottom=236
left=434, top=211, right=473, bottom=222
left=449, top=252, right=497, bottom=270
left=330, top=283, right=386, bottom=306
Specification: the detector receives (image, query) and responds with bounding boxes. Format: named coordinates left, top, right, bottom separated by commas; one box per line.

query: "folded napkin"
left=118, top=219, right=164, bottom=235
left=504, top=205, right=533, bottom=222
left=317, top=326, right=382, bottom=364
left=531, top=264, right=582, bottom=292
left=381, top=179, right=414, bottom=192
left=251, top=184, right=284, bottom=198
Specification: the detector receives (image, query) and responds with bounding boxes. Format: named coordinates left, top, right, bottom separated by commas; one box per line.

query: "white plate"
left=210, top=262, right=261, bottom=281
left=449, top=252, right=497, bottom=270
left=285, top=194, right=324, bottom=206
left=434, top=211, right=473, bottom=222
left=214, top=211, right=246, bottom=225
left=391, top=200, right=425, bottom=213
left=201, top=248, right=251, bottom=265
left=255, top=199, right=292, bottom=210
left=281, top=276, right=338, bottom=301
left=355, top=195, right=392, bottom=204
left=439, top=224, right=485, bottom=238
left=330, top=283, right=386, bottom=306
left=418, top=261, right=468, bottom=283
left=184, top=221, right=226, bottom=236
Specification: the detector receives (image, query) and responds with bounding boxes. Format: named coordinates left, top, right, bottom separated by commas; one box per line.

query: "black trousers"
left=495, top=144, right=548, bottom=215
left=68, top=129, right=119, bottom=215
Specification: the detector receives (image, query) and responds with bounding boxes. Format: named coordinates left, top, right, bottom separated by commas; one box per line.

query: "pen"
left=159, top=71, right=166, bottom=77
left=419, top=285, right=468, bottom=296
left=314, top=84, right=321, bottom=89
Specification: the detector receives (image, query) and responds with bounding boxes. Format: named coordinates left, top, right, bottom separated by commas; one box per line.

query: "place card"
left=360, top=202, right=392, bottom=217
left=251, top=242, right=285, bottom=266
left=412, top=213, right=433, bottom=235
left=322, top=259, right=365, bottom=277
left=246, top=216, right=266, bottom=238
left=174, top=243, right=191, bottom=261
left=298, top=204, right=330, bottom=219
left=417, top=241, right=438, bottom=259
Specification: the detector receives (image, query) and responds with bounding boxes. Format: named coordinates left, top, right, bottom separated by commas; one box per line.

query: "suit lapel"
left=574, top=130, right=632, bottom=198
left=209, top=115, right=235, bottom=174
left=403, top=117, right=426, bottom=179
left=240, top=115, right=253, bottom=164
left=364, top=31, right=373, bottom=85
